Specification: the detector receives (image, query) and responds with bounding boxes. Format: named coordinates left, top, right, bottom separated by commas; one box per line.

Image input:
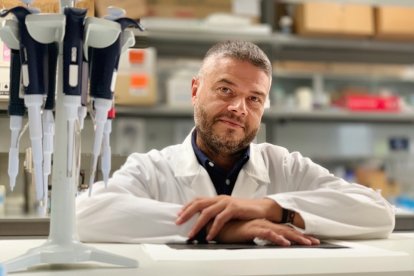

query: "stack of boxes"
left=295, top=2, right=374, bottom=37
left=114, top=48, right=158, bottom=106
left=2, top=0, right=95, bottom=16
left=292, top=2, right=414, bottom=40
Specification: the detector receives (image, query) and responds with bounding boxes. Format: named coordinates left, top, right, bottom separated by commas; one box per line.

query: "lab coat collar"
left=243, top=143, right=271, bottom=184
left=173, top=131, right=217, bottom=197
left=173, top=131, right=201, bottom=178
left=173, top=130, right=270, bottom=197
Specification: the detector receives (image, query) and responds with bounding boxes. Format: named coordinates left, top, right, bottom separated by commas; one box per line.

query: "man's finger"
left=283, top=230, right=314, bottom=246
left=176, top=198, right=212, bottom=225
left=188, top=203, right=225, bottom=239
left=257, top=229, right=291, bottom=246
left=206, top=209, right=234, bottom=241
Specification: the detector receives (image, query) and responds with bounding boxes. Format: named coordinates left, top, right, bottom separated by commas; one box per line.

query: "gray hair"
left=199, top=40, right=272, bottom=78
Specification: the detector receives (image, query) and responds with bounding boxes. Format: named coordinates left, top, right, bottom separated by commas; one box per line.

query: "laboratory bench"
left=0, top=212, right=413, bottom=237
left=0, top=232, right=414, bottom=275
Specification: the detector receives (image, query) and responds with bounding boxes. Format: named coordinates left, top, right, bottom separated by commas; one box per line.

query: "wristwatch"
left=281, top=208, right=296, bottom=224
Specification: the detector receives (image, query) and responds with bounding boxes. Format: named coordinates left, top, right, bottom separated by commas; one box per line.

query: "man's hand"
left=176, top=195, right=284, bottom=241
left=216, top=219, right=319, bottom=246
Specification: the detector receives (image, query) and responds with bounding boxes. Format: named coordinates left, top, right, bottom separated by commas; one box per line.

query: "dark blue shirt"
left=191, top=130, right=250, bottom=195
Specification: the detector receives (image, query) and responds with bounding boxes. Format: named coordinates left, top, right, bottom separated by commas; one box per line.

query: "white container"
left=295, top=87, right=313, bottom=111
left=166, top=69, right=194, bottom=107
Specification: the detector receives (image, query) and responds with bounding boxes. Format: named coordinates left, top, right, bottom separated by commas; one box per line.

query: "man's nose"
left=228, top=98, right=247, bottom=116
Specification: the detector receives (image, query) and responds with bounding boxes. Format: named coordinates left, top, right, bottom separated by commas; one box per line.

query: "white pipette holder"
left=3, top=9, right=138, bottom=273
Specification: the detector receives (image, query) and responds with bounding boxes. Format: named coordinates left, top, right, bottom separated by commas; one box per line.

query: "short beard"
left=194, top=104, right=258, bottom=155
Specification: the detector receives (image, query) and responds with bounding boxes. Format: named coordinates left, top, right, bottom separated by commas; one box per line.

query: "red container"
left=335, top=94, right=400, bottom=112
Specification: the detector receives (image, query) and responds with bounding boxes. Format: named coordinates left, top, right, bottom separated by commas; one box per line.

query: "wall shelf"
left=134, top=28, right=414, bottom=64
left=116, top=105, right=414, bottom=123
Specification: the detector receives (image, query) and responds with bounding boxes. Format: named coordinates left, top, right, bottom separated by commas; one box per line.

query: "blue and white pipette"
left=42, top=42, right=58, bottom=211
left=25, top=11, right=66, bottom=213
left=8, top=49, right=25, bottom=192
left=62, top=7, right=87, bottom=177
left=0, top=18, right=25, bottom=192
left=83, top=17, right=120, bottom=195
left=86, top=12, right=143, bottom=195
left=98, top=7, right=144, bottom=188
left=2, top=6, right=47, bottom=201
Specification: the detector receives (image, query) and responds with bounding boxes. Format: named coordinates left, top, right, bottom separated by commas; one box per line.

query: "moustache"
left=214, top=112, right=245, bottom=126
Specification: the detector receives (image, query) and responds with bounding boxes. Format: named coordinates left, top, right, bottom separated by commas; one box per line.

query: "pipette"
left=25, top=12, right=66, bottom=211
left=98, top=7, right=140, bottom=188
left=42, top=42, right=58, bottom=211
left=0, top=17, right=25, bottom=192
left=2, top=6, right=47, bottom=201
left=83, top=16, right=120, bottom=195
left=8, top=53, right=25, bottom=191
left=101, top=105, right=114, bottom=187
left=85, top=11, right=143, bottom=195
left=62, top=7, right=87, bottom=177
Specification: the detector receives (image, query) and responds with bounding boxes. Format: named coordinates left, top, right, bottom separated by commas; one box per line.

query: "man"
left=76, top=41, right=394, bottom=245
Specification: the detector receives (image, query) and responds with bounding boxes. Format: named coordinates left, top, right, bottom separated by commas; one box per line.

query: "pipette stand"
left=2, top=6, right=139, bottom=274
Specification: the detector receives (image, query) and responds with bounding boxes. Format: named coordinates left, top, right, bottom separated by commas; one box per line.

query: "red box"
left=335, top=94, right=400, bottom=112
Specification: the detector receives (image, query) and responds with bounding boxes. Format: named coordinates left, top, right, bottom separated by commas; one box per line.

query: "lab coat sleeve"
left=76, top=152, right=196, bottom=243
left=267, top=151, right=395, bottom=240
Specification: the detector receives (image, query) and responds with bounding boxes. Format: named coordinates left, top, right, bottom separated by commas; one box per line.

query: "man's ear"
left=191, top=77, right=199, bottom=104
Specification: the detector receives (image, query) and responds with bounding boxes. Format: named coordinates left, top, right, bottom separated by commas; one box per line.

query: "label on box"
left=129, top=74, right=149, bottom=96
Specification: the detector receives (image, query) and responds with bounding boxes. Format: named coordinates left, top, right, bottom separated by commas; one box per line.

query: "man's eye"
left=218, top=87, right=232, bottom=94
left=250, top=96, right=262, bottom=104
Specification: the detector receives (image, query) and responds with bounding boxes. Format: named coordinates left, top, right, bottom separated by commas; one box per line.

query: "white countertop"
left=1, top=233, right=414, bottom=276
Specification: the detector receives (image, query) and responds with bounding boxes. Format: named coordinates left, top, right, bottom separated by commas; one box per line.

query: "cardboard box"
left=355, top=168, right=399, bottom=198
left=115, top=48, right=157, bottom=106
left=295, top=2, right=374, bottom=37
left=95, top=0, right=147, bottom=19
left=375, top=6, right=414, bottom=40
left=114, top=73, right=157, bottom=106
left=3, top=0, right=94, bottom=16
left=146, top=0, right=231, bottom=18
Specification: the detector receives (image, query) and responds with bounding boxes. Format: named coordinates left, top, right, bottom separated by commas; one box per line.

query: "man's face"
left=192, top=56, right=271, bottom=155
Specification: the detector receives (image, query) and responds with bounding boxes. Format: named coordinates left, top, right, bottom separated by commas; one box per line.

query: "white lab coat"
left=76, top=131, right=395, bottom=243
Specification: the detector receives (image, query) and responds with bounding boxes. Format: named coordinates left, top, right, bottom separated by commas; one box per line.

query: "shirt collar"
left=191, top=129, right=250, bottom=170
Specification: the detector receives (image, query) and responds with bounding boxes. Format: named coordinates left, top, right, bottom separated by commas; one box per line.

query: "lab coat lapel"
left=173, top=131, right=217, bottom=197
left=232, top=144, right=270, bottom=198
left=189, top=169, right=217, bottom=197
